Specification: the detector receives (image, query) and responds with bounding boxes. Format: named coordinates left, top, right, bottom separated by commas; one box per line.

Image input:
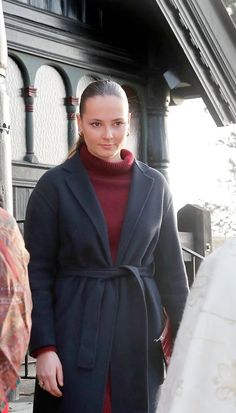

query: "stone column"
left=23, top=86, right=38, bottom=163
left=0, top=0, right=13, bottom=213
left=64, top=96, right=79, bottom=148
left=146, top=76, right=170, bottom=181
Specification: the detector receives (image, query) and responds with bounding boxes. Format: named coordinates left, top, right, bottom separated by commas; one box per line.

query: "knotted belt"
left=58, top=265, right=154, bottom=369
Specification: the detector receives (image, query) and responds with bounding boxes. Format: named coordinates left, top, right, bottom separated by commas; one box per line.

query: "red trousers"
left=103, top=376, right=112, bottom=413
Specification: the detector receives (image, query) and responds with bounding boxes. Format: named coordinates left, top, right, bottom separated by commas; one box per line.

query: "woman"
left=24, top=79, right=189, bottom=413
left=156, top=237, right=236, bottom=413
left=0, top=196, right=32, bottom=413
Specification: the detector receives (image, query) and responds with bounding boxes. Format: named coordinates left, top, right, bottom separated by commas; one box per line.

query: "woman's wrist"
left=31, top=346, right=57, bottom=358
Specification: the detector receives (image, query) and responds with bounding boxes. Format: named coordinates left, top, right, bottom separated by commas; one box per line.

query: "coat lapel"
left=62, top=153, right=113, bottom=265
left=115, top=161, right=154, bottom=264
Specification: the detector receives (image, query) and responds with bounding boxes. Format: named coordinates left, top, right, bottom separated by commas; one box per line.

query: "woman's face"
left=77, top=95, right=130, bottom=162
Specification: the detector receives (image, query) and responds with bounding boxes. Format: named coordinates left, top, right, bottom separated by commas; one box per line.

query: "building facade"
left=1, top=0, right=236, bottom=227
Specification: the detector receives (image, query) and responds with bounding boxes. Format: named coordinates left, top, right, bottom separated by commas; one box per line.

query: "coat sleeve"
left=154, top=181, right=189, bottom=337
left=24, top=175, right=59, bottom=354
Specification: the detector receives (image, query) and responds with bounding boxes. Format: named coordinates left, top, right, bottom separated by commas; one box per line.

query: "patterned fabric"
left=0, top=208, right=32, bottom=412
left=157, top=238, right=236, bottom=413
left=2, top=404, right=8, bottom=413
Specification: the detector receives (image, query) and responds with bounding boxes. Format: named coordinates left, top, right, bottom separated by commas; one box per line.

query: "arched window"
left=5, top=57, right=26, bottom=161
left=13, top=0, right=101, bottom=23
left=34, top=65, right=68, bottom=165
left=76, top=74, right=100, bottom=101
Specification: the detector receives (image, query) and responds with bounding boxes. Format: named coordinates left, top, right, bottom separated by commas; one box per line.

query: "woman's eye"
left=91, top=122, right=101, bottom=127
left=114, top=121, right=124, bottom=127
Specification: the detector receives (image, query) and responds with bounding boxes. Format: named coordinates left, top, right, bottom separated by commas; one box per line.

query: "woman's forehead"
left=82, top=95, right=129, bottom=117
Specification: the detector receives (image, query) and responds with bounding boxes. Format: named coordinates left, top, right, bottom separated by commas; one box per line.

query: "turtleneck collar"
left=79, top=144, right=134, bottom=176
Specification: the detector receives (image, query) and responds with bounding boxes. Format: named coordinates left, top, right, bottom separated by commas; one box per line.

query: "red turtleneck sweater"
left=80, top=145, right=134, bottom=261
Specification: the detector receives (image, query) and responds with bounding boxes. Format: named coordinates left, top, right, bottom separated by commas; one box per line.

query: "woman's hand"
left=36, top=351, right=64, bottom=397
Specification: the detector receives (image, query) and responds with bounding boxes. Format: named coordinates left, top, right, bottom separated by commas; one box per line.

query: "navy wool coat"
left=24, top=152, right=189, bottom=413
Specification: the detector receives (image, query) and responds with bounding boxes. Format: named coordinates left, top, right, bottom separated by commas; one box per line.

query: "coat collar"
left=62, top=153, right=154, bottom=265
left=63, top=153, right=112, bottom=264
left=115, top=160, right=154, bottom=264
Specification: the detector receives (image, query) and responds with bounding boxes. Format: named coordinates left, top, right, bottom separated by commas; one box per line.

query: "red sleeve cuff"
left=31, top=346, right=57, bottom=358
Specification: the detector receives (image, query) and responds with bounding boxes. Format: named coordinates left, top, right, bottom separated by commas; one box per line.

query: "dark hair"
left=79, top=79, right=128, bottom=116
left=68, top=79, right=128, bottom=158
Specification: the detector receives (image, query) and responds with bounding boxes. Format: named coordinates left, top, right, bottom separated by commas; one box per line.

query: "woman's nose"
left=103, top=126, right=113, bottom=139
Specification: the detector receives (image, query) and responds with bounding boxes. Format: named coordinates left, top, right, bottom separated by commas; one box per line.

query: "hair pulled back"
left=68, top=79, right=128, bottom=157
left=80, top=79, right=128, bottom=117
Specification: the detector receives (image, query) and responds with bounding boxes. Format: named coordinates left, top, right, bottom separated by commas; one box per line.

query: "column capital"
left=146, top=76, right=170, bottom=110
left=146, top=105, right=169, bottom=117
left=64, top=96, right=79, bottom=106
left=22, top=86, right=37, bottom=98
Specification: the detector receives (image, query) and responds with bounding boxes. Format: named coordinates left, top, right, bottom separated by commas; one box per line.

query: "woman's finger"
left=36, top=351, right=63, bottom=397
left=56, top=361, right=64, bottom=387
left=45, top=375, right=63, bottom=397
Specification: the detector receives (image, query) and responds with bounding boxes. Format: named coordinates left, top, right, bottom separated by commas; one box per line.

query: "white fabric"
left=157, top=238, right=236, bottom=413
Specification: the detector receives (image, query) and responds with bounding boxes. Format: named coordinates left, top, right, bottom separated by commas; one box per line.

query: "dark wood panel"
left=12, top=161, right=50, bottom=231
left=13, top=186, right=33, bottom=220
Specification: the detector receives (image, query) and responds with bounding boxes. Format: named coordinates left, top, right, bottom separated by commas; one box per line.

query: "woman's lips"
left=100, top=144, right=113, bottom=149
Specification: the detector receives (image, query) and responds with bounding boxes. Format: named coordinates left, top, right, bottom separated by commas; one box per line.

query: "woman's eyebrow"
left=88, top=117, right=125, bottom=121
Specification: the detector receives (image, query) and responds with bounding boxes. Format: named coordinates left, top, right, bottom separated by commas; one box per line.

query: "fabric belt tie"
left=58, top=265, right=153, bottom=369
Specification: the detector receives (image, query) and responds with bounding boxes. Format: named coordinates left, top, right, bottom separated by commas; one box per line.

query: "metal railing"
left=182, top=245, right=204, bottom=284
left=21, top=353, right=35, bottom=380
